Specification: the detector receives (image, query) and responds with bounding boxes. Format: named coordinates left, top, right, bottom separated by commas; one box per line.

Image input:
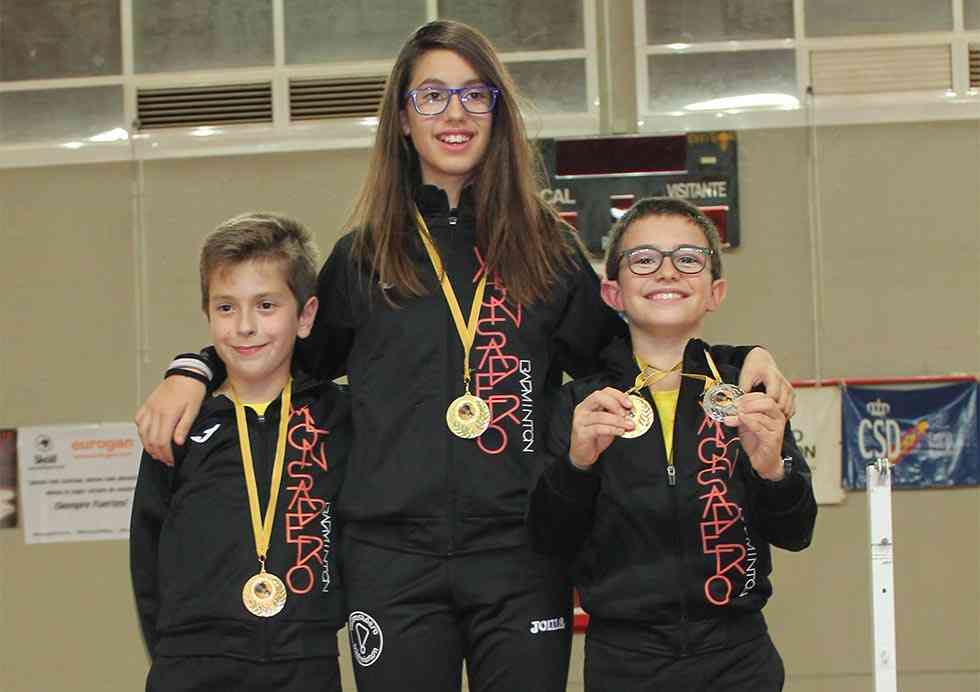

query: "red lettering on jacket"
left=284, top=404, right=330, bottom=594
left=696, top=415, right=747, bottom=606
left=472, top=250, right=524, bottom=456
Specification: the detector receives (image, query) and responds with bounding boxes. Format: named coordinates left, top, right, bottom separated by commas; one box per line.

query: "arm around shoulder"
left=301, top=235, right=360, bottom=380
left=551, top=240, right=627, bottom=379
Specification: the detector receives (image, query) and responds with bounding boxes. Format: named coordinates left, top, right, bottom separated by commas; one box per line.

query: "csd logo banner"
left=842, top=383, right=979, bottom=488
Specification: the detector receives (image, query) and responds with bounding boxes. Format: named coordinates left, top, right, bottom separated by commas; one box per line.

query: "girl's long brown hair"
left=348, top=20, right=577, bottom=306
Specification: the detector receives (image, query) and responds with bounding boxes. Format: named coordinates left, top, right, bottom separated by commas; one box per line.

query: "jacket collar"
left=200, top=365, right=322, bottom=416
left=415, top=184, right=476, bottom=221
left=600, top=336, right=737, bottom=391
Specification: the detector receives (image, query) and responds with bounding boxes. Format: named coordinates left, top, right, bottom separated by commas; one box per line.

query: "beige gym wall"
left=1, top=120, right=978, bottom=691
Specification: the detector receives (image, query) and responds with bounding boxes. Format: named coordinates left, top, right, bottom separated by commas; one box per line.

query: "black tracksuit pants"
left=342, top=538, right=573, bottom=692
left=584, top=614, right=785, bottom=692
left=146, top=655, right=341, bottom=692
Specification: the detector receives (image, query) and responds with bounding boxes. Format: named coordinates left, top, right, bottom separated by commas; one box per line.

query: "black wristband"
left=164, top=367, right=210, bottom=386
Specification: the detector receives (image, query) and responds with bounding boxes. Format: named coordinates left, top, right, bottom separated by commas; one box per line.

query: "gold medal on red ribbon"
left=416, top=211, right=491, bottom=439
left=230, top=379, right=292, bottom=618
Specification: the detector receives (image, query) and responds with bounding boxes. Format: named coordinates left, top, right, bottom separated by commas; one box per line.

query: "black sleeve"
left=551, top=242, right=628, bottom=379
left=746, top=421, right=817, bottom=552
left=300, top=236, right=359, bottom=381
left=323, top=384, right=351, bottom=493
left=706, top=344, right=756, bottom=370
left=129, top=450, right=176, bottom=657
left=527, top=384, right=601, bottom=558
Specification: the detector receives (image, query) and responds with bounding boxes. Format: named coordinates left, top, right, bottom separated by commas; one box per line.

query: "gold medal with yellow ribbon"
left=621, top=357, right=683, bottom=439
left=230, top=379, right=292, bottom=617
left=416, top=211, right=491, bottom=439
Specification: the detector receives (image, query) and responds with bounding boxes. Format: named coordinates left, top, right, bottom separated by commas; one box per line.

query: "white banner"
left=16, top=423, right=141, bottom=544
left=790, top=386, right=844, bottom=505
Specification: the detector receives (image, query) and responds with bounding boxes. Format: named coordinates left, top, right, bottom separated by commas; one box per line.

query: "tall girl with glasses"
left=135, top=20, right=796, bottom=692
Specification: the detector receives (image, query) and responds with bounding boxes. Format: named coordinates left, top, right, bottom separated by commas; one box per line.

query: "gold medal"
left=416, top=211, right=491, bottom=440
left=622, top=357, right=682, bottom=438
left=446, top=393, right=491, bottom=439
left=230, top=380, right=292, bottom=618
left=622, top=394, right=654, bottom=439
left=242, top=570, right=287, bottom=617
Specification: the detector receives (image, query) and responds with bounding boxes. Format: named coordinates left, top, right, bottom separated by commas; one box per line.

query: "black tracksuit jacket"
left=130, top=373, right=350, bottom=661
left=193, top=185, right=751, bottom=558
left=528, top=337, right=817, bottom=652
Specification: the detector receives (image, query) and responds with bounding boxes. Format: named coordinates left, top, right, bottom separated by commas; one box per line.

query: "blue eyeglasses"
left=405, top=85, right=500, bottom=116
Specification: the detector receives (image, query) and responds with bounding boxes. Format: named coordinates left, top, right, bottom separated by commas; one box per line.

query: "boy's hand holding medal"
left=698, top=351, right=787, bottom=481
left=568, top=388, right=636, bottom=470
left=722, top=393, right=788, bottom=481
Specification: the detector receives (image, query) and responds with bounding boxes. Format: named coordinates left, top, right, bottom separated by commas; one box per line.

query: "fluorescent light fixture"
left=62, top=141, right=85, bottom=149
left=88, top=127, right=129, bottom=142
left=684, top=93, right=799, bottom=111
left=190, top=126, right=220, bottom=137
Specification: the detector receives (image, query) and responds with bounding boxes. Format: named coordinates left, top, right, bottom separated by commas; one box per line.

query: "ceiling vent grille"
left=136, top=82, right=273, bottom=130
left=289, top=76, right=387, bottom=121
left=970, top=46, right=980, bottom=88
left=810, top=45, right=951, bottom=95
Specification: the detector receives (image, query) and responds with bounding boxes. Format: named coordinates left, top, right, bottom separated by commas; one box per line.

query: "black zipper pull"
left=666, top=465, right=676, bottom=487
left=449, top=215, right=458, bottom=225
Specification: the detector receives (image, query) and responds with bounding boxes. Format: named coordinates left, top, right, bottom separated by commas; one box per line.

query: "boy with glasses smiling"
left=528, top=197, right=817, bottom=691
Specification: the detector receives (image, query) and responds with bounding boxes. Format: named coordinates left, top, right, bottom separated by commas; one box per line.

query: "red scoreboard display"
left=539, top=131, right=739, bottom=258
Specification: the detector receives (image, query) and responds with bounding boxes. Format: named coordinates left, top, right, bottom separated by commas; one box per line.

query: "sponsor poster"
left=790, top=387, right=844, bottom=504
left=842, top=383, right=979, bottom=489
left=16, top=423, right=141, bottom=544
left=0, top=429, right=16, bottom=528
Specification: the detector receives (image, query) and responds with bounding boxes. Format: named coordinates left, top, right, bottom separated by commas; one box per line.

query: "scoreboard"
left=539, top=131, right=740, bottom=258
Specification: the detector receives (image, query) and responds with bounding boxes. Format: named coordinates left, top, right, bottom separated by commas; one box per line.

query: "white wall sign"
left=16, top=423, right=140, bottom=544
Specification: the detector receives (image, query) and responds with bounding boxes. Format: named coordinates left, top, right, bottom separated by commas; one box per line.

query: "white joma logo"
left=529, top=617, right=566, bottom=634
left=190, top=423, right=220, bottom=444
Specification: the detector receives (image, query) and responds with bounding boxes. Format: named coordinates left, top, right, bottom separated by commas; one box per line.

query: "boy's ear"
left=706, top=278, right=728, bottom=312
left=297, top=296, right=319, bottom=338
left=600, top=279, right=625, bottom=313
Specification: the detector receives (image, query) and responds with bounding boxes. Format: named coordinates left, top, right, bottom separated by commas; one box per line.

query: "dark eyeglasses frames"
left=618, top=244, right=713, bottom=276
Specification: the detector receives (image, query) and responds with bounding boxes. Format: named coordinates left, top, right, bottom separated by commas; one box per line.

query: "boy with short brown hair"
left=529, top=197, right=816, bottom=692
left=130, top=213, right=349, bottom=692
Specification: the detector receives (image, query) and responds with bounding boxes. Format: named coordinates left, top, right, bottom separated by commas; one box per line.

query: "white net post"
left=867, top=457, right=897, bottom=692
